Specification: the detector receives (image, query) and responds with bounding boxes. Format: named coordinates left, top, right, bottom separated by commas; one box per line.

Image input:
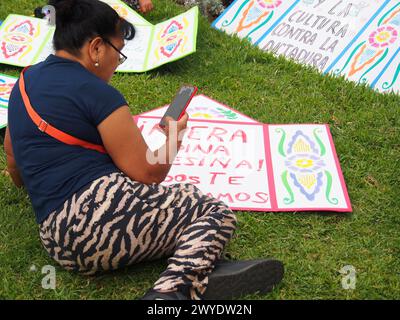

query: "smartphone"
left=159, top=85, right=197, bottom=128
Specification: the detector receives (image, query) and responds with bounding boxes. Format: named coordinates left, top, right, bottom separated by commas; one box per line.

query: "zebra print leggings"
left=39, top=172, right=237, bottom=299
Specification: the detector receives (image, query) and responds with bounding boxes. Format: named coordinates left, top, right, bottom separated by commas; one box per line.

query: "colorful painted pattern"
left=220, top=0, right=283, bottom=41
left=0, top=74, right=17, bottom=107
left=276, top=128, right=338, bottom=205
left=187, top=105, right=239, bottom=120
left=334, top=2, right=400, bottom=85
left=1, top=19, right=39, bottom=62
left=155, top=19, right=189, bottom=60
left=369, top=26, right=397, bottom=48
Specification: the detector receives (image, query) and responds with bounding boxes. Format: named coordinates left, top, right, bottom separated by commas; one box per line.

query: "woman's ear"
left=88, top=37, right=104, bottom=67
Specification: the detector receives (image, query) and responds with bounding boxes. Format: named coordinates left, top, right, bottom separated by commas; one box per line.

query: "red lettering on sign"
left=188, top=126, right=208, bottom=140
left=235, top=160, right=252, bottom=169
left=189, top=176, right=200, bottom=184
left=173, top=156, right=182, bottom=166
left=253, top=192, right=269, bottom=203
left=257, top=159, right=264, bottom=171
left=185, top=157, right=196, bottom=166
left=215, top=193, right=234, bottom=203
left=210, top=158, right=231, bottom=169
left=230, top=130, right=247, bottom=143
left=235, top=192, right=251, bottom=202
left=213, top=145, right=230, bottom=156
left=210, top=172, right=226, bottom=184
left=228, top=176, right=244, bottom=185
left=207, top=127, right=228, bottom=142
left=175, top=174, right=187, bottom=183
left=193, top=144, right=213, bottom=154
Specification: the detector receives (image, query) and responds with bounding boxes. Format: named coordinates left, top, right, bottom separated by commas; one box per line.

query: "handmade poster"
left=371, top=48, right=400, bottom=93
left=100, top=1, right=199, bottom=72
left=0, top=14, right=54, bottom=67
left=325, top=1, right=400, bottom=94
left=0, top=73, right=17, bottom=129
left=136, top=116, right=273, bottom=211
left=268, top=124, right=351, bottom=211
left=144, top=7, right=198, bottom=72
left=135, top=101, right=351, bottom=212
left=0, top=73, right=17, bottom=108
left=0, top=5, right=199, bottom=72
left=100, top=0, right=152, bottom=26
left=255, top=0, right=391, bottom=71
left=139, top=94, right=259, bottom=123
left=212, top=0, right=300, bottom=44
left=0, top=106, right=7, bottom=129
left=214, top=0, right=399, bottom=94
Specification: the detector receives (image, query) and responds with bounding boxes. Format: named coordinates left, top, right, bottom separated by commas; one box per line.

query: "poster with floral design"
left=268, top=124, right=351, bottom=211
left=100, top=1, right=198, bottom=72
left=214, top=0, right=399, bottom=94
left=135, top=99, right=351, bottom=213
left=140, top=6, right=199, bottom=72
left=0, top=15, right=54, bottom=67
left=212, top=0, right=298, bottom=44
left=0, top=5, right=198, bottom=73
left=327, top=1, right=399, bottom=94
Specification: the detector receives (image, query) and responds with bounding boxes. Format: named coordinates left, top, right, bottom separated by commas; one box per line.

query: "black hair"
left=48, top=0, right=135, bottom=55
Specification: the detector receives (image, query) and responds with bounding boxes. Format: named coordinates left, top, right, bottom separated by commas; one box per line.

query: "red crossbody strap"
left=19, top=67, right=107, bottom=154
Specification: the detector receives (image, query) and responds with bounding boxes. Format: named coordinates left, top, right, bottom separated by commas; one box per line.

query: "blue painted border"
left=254, top=0, right=301, bottom=46
left=211, top=0, right=242, bottom=29
left=324, top=0, right=391, bottom=74
left=370, top=46, right=400, bottom=88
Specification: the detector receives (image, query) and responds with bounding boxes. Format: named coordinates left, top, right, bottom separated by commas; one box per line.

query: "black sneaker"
left=203, top=259, right=284, bottom=300
left=141, top=289, right=189, bottom=300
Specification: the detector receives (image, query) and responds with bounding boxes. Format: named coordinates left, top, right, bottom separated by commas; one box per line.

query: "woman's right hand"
left=162, top=113, right=189, bottom=142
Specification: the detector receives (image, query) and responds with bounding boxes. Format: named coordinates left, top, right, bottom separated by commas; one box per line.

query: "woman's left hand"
left=139, top=0, right=154, bottom=14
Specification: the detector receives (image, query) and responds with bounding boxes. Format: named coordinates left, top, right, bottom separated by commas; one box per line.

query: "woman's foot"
left=203, top=259, right=284, bottom=300
left=141, top=259, right=284, bottom=300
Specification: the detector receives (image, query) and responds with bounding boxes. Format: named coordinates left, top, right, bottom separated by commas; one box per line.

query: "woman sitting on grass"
left=5, top=0, right=283, bottom=300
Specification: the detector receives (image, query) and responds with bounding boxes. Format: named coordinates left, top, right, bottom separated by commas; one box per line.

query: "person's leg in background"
left=122, top=0, right=154, bottom=14
left=121, top=0, right=141, bottom=12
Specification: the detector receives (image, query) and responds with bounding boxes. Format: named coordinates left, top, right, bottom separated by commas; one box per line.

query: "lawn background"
left=0, top=0, right=399, bottom=299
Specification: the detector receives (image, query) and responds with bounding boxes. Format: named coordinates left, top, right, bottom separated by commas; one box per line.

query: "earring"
left=95, top=61, right=99, bottom=67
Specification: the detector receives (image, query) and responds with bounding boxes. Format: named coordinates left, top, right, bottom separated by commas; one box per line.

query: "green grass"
left=0, top=0, right=399, bottom=300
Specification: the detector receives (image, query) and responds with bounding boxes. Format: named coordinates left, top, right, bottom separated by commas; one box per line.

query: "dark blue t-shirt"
left=8, top=54, right=127, bottom=224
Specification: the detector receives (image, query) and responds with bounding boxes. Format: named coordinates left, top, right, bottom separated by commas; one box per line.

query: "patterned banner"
left=214, top=0, right=399, bottom=94
left=136, top=97, right=351, bottom=212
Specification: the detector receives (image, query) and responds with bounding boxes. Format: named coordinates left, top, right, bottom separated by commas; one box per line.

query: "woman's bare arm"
left=4, top=127, right=24, bottom=188
left=97, top=105, right=187, bottom=185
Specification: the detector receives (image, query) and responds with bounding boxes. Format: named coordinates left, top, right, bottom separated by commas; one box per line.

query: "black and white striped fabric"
left=39, top=172, right=237, bottom=299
